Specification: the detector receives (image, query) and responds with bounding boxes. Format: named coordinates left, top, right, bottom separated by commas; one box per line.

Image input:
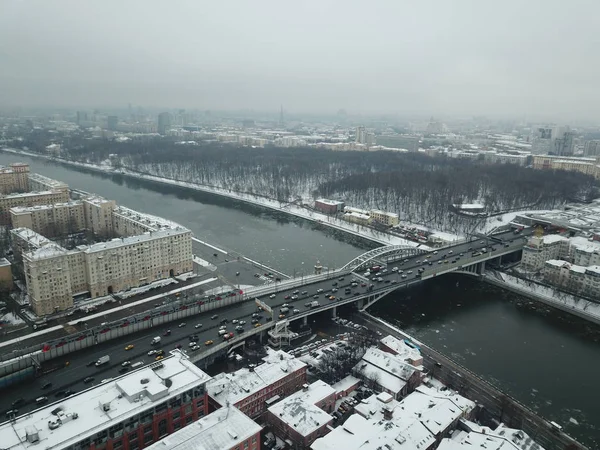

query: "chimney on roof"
left=383, top=407, right=393, bottom=420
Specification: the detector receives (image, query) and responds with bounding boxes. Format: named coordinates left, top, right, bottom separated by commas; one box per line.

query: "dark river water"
left=1, top=152, right=598, bottom=448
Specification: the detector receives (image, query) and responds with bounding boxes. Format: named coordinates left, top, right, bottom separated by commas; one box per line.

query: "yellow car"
left=125, top=344, right=134, bottom=351
left=205, top=340, right=214, bottom=346
left=155, top=355, right=164, bottom=361
left=254, top=323, right=262, bottom=328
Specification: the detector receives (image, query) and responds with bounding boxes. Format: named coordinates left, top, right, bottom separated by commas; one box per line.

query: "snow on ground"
left=118, top=278, right=178, bottom=299
left=193, top=256, right=217, bottom=270
left=492, top=271, right=600, bottom=323
left=1, top=149, right=425, bottom=247
left=480, top=209, right=560, bottom=233
left=0, top=312, right=25, bottom=326
left=175, top=271, right=197, bottom=281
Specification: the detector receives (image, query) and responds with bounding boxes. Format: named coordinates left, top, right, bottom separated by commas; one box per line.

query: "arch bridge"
left=341, top=244, right=429, bottom=273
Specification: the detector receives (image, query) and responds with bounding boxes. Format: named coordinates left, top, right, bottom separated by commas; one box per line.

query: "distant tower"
left=157, top=112, right=172, bottom=135
left=279, top=105, right=284, bottom=128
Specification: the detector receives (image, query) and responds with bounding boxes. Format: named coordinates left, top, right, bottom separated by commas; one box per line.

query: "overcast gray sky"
left=1, top=0, right=598, bottom=120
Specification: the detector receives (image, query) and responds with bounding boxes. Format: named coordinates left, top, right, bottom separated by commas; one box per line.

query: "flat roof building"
left=352, top=347, right=422, bottom=400
left=0, top=352, right=210, bottom=450
left=207, top=349, right=307, bottom=418
left=266, top=380, right=336, bottom=447
left=145, top=405, right=261, bottom=450
left=312, top=386, right=475, bottom=450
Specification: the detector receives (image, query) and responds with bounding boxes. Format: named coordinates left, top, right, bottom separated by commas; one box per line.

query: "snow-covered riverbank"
left=485, top=271, right=600, bottom=325
left=1, top=148, right=427, bottom=247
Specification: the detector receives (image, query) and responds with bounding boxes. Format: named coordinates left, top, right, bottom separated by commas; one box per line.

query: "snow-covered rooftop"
left=267, top=380, right=335, bottom=437
left=315, top=199, right=344, bottom=206
left=10, top=200, right=82, bottom=213
left=379, top=335, right=423, bottom=365
left=0, top=352, right=210, bottom=450
left=28, top=172, right=68, bottom=190
left=437, top=420, right=545, bottom=450
left=314, top=387, right=475, bottom=450
left=11, top=227, right=51, bottom=248
left=207, top=349, right=306, bottom=407
left=145, top=406, right=261, bottom=450
left=85, top=227, right=189, bottom=254
left=312, top=403, right=434, bottom=450
left=113, top=205, right=183, bottom=231
left=2, top=190, right=55, bottom=199
left=330, top=375, right=361, bottom=395
left=360, top=347, right=418, bottom=382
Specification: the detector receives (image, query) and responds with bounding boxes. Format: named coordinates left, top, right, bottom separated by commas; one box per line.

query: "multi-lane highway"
left=0, top=229, right=530, bottom=415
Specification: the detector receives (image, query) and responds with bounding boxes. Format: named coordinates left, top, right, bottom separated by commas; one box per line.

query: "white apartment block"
left=23, top=227, right=192, bottom=315
left=0, top=162, right=29, bottom=194
left=520, top=235, right=570, bottom=271
left=14, top=193, right=193, bottom=316
left=28, top=172, right=69, bottom=194
left=543, top=259, right=600, bottom=299
left=11, top=201, right=86, bottom=237
left=369, top=209, right=399, bottom=227
left=0, top=190, right=70, bottom=224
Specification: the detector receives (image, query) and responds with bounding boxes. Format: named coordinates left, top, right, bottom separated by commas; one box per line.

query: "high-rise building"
left=157, top=112, right=172, bottom=135
left=107, top=115, right=118, bottom=131
left=355, top=126, right=366, bottom=144
left=553, top=130, right=574, bottom=156
left=584, top=140, right=600, bottom=156
left=76, top=111, right=88, bottom=125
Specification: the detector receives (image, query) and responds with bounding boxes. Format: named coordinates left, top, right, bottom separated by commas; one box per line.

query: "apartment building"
left=521, top=235, right=570, bottom=271
left=0, top=353, right=210, bottom=450
left=84, top=196, right=117, bottom=238
left=0, top=190, right=70, bottom=224
left=22, top=226, right=192, bottom=315
left=0, top=162, right=29, bottom=194
left=543, top=260, right=600, bottom=299
left=532, top=155, right=600, bottom=179
left=28, top=172, right=69, bottom=194
left=207, top=349, right=307, bottom=419
left=266, top=380, right=336, bottom=448
left=11, top=201, right=86, bottom=237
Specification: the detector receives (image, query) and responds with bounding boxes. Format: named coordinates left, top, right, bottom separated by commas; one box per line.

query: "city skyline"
left=1, top=0, right=599, bottom=122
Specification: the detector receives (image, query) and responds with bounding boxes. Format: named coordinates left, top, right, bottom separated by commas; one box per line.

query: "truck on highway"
left=151, top=336, right=161, bottom=345
left=95, top=355, right=110, bottom=367
left=309, top=301, right=320, bottom=308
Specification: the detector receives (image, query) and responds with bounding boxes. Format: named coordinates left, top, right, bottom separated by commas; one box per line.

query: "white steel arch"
left=341, top=244, right=428, bottom=272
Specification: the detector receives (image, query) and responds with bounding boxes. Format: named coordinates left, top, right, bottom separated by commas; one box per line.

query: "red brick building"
left=0, top=353, right=211, bottom=450
left=314, top=199, right=345, bottom=214
left=207, top=349, right=307, bottom=419
left=266, top=380, right=336, bottom=448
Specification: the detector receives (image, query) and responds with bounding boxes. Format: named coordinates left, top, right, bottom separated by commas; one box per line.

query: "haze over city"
left=1, top=0, right=599, bottom=120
